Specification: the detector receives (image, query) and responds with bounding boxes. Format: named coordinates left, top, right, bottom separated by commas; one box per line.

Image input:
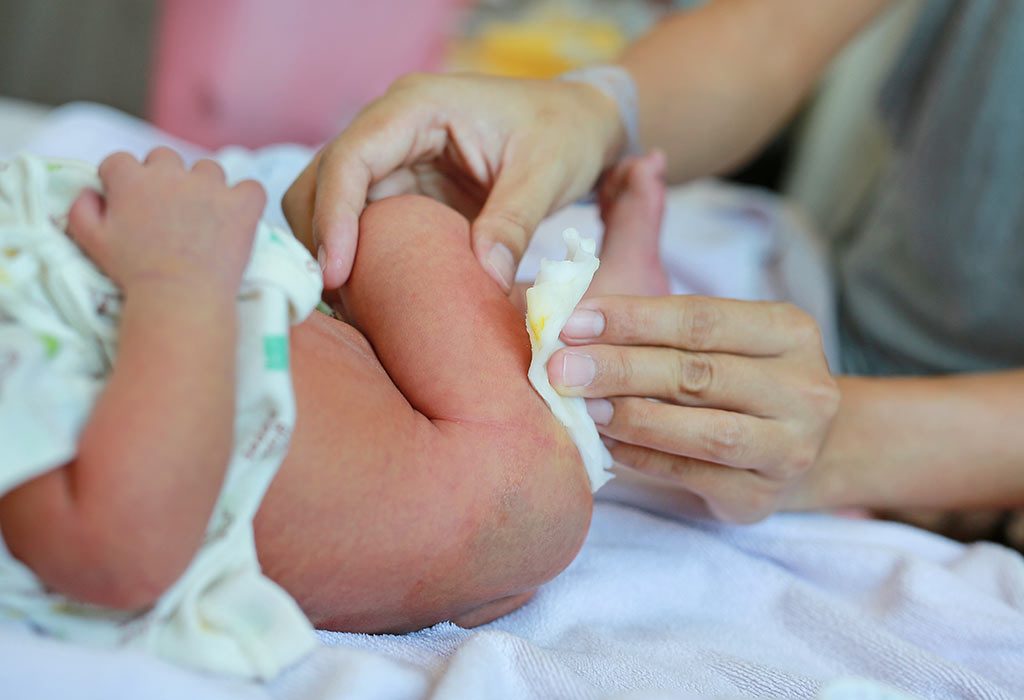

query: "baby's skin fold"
left=257, top=194, right=593, bottom=633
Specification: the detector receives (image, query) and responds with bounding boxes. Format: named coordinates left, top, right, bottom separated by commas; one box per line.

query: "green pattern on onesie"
left=263, top=335, right=289, bottom=370
left=38, top=333, right=60, bottom=358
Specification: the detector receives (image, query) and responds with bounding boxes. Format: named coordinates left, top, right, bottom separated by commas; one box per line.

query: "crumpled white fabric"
left=525, top=228, right=614, bottom=491
left=0, top=154, right=321, bottom=679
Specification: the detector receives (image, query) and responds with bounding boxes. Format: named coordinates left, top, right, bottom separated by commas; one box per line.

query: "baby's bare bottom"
left=254, top=195, right=592, bottom=633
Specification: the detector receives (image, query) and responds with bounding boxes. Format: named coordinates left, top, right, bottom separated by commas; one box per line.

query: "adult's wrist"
left=782, top=375, right=871, bottom=512
left=558, top=64, right=641, bottom=167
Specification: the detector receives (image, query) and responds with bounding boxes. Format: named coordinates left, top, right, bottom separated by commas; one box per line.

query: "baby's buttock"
left=253, top=311, right=450, bottom=627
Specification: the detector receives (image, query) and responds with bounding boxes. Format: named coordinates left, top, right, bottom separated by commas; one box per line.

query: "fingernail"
left=563, top=309, right=605, bottom=339
left=586, top=398, right=613, bottom=425
left=560, top=352, right=596, bottom=387
left=484, top=243, right=515, bottom=293
left=317, top=245, right=327, bottom=274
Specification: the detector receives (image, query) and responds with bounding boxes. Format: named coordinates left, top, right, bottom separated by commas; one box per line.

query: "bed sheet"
left=2, top=103, right=1022, bottom=700
left=0, top=97, right=52, bottom=157
left=4, top=505, right=1022, bottom=699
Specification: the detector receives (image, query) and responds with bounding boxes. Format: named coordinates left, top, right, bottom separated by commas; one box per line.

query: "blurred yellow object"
left=453, top=17, right=627, bottom=78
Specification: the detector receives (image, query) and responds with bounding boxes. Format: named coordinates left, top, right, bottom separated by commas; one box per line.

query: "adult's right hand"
left=282, top=72, right=625, bottom=291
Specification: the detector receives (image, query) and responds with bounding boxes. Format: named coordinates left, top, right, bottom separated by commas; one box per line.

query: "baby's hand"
left=67, top=148, right=266, bottom=298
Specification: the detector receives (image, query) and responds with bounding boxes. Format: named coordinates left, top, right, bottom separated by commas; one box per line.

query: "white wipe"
left=526, top=228, right=614, bottom=491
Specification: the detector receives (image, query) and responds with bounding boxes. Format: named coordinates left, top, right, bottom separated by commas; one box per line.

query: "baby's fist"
left=68, top=148, right=266, bottom=299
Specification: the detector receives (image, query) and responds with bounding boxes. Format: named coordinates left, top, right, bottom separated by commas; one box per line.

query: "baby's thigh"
left=257, top=195, right=589, bottom=633
left=255, top=313, right=496, bottom=632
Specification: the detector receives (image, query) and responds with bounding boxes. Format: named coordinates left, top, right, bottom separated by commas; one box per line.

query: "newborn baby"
left=0, top=146, right=667, bottom=677
left=261, top=149, right=668, bottom=638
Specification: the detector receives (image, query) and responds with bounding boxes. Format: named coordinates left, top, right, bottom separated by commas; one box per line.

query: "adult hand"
left=548, top=295, right=840, bottom=523
left=282, top=73, right=624, bottom=291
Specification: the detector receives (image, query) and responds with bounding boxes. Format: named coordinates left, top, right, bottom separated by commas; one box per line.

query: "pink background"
left=150, top=0, right=463, bottom=148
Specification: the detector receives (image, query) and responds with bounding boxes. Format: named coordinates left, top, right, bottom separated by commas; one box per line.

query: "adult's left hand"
left=547, top=295, right=840, bottom=523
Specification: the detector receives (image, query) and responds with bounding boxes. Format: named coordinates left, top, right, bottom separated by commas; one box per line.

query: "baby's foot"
left=588, top=151, right=670, bottom=298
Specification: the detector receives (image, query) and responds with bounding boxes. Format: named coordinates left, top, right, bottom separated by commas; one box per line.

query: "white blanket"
left=5, top=506, right=1022, bottom=699
left=312, top=506, right=1024, bottom=699
left=2, top=103, right=1022, bottom=700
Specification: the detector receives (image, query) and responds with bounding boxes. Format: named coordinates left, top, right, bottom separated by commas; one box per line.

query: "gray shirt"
left=837, top=0, right=1024, bottom=376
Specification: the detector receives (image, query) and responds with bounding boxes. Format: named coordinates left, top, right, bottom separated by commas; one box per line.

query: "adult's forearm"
left=619, top=0, right=890, bottom=183
left=795, top=371, right=1024, bottom=512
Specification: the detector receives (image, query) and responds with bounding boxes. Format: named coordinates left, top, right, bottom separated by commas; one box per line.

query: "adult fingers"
left=471, top=154, right=563, bottom=293
left=548, top=344, right=780, bottom=416
left=311, top=143, right=369, bottom=289
left=312, top=100, right=444, bottom=289
left=608, top=441, right=781, bottom=524
left=591, top=397, right=794, bottom=475
left=562, top=295, right=820, bottom=357
left=366, top=168, right=420, bottom=201
left=281, top=153, right=319, bottom=254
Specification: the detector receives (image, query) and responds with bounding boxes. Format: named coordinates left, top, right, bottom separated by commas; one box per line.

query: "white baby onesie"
left=0, top=155, right=321, bottom=679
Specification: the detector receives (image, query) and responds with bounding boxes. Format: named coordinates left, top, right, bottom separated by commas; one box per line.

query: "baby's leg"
left=255, top=196, right=591, bottom=633
left=588, top=152, right=670, bottom=298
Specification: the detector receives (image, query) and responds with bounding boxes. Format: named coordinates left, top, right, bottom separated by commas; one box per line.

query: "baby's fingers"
left=144, top=146, right=185, bottom=170
left=66, top=190, right=107, bottom=262
left=231, top=179, right=267, bottom=219
left=191, top=158, right=226, bottom=182
left=97, top=151, right=140, bottom=193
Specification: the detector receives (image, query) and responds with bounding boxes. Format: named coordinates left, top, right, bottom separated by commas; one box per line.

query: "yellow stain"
left=0, top=252, right=11, bottom=283
left=529, top=314, right=547, bottom=342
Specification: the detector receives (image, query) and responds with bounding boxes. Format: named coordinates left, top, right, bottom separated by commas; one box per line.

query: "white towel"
left=299, top=504, right=1024, bottom=699
left=5, top=503, right=1021, bottom=698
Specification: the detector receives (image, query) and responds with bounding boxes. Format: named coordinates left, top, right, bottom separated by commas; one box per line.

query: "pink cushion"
left=149, top=0, right=462, bottom=148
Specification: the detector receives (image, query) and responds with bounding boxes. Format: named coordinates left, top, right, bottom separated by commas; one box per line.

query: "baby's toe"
left=626, top=151, right=666, bottom=195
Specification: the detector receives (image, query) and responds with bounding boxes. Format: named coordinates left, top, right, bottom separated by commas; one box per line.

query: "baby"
left=0, top=147, right=667, bottom=678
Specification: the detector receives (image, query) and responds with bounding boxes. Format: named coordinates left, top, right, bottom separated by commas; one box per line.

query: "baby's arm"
left=0, top=150, right=265, bottom=609
left=260, top=194, right=592, bottom=632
